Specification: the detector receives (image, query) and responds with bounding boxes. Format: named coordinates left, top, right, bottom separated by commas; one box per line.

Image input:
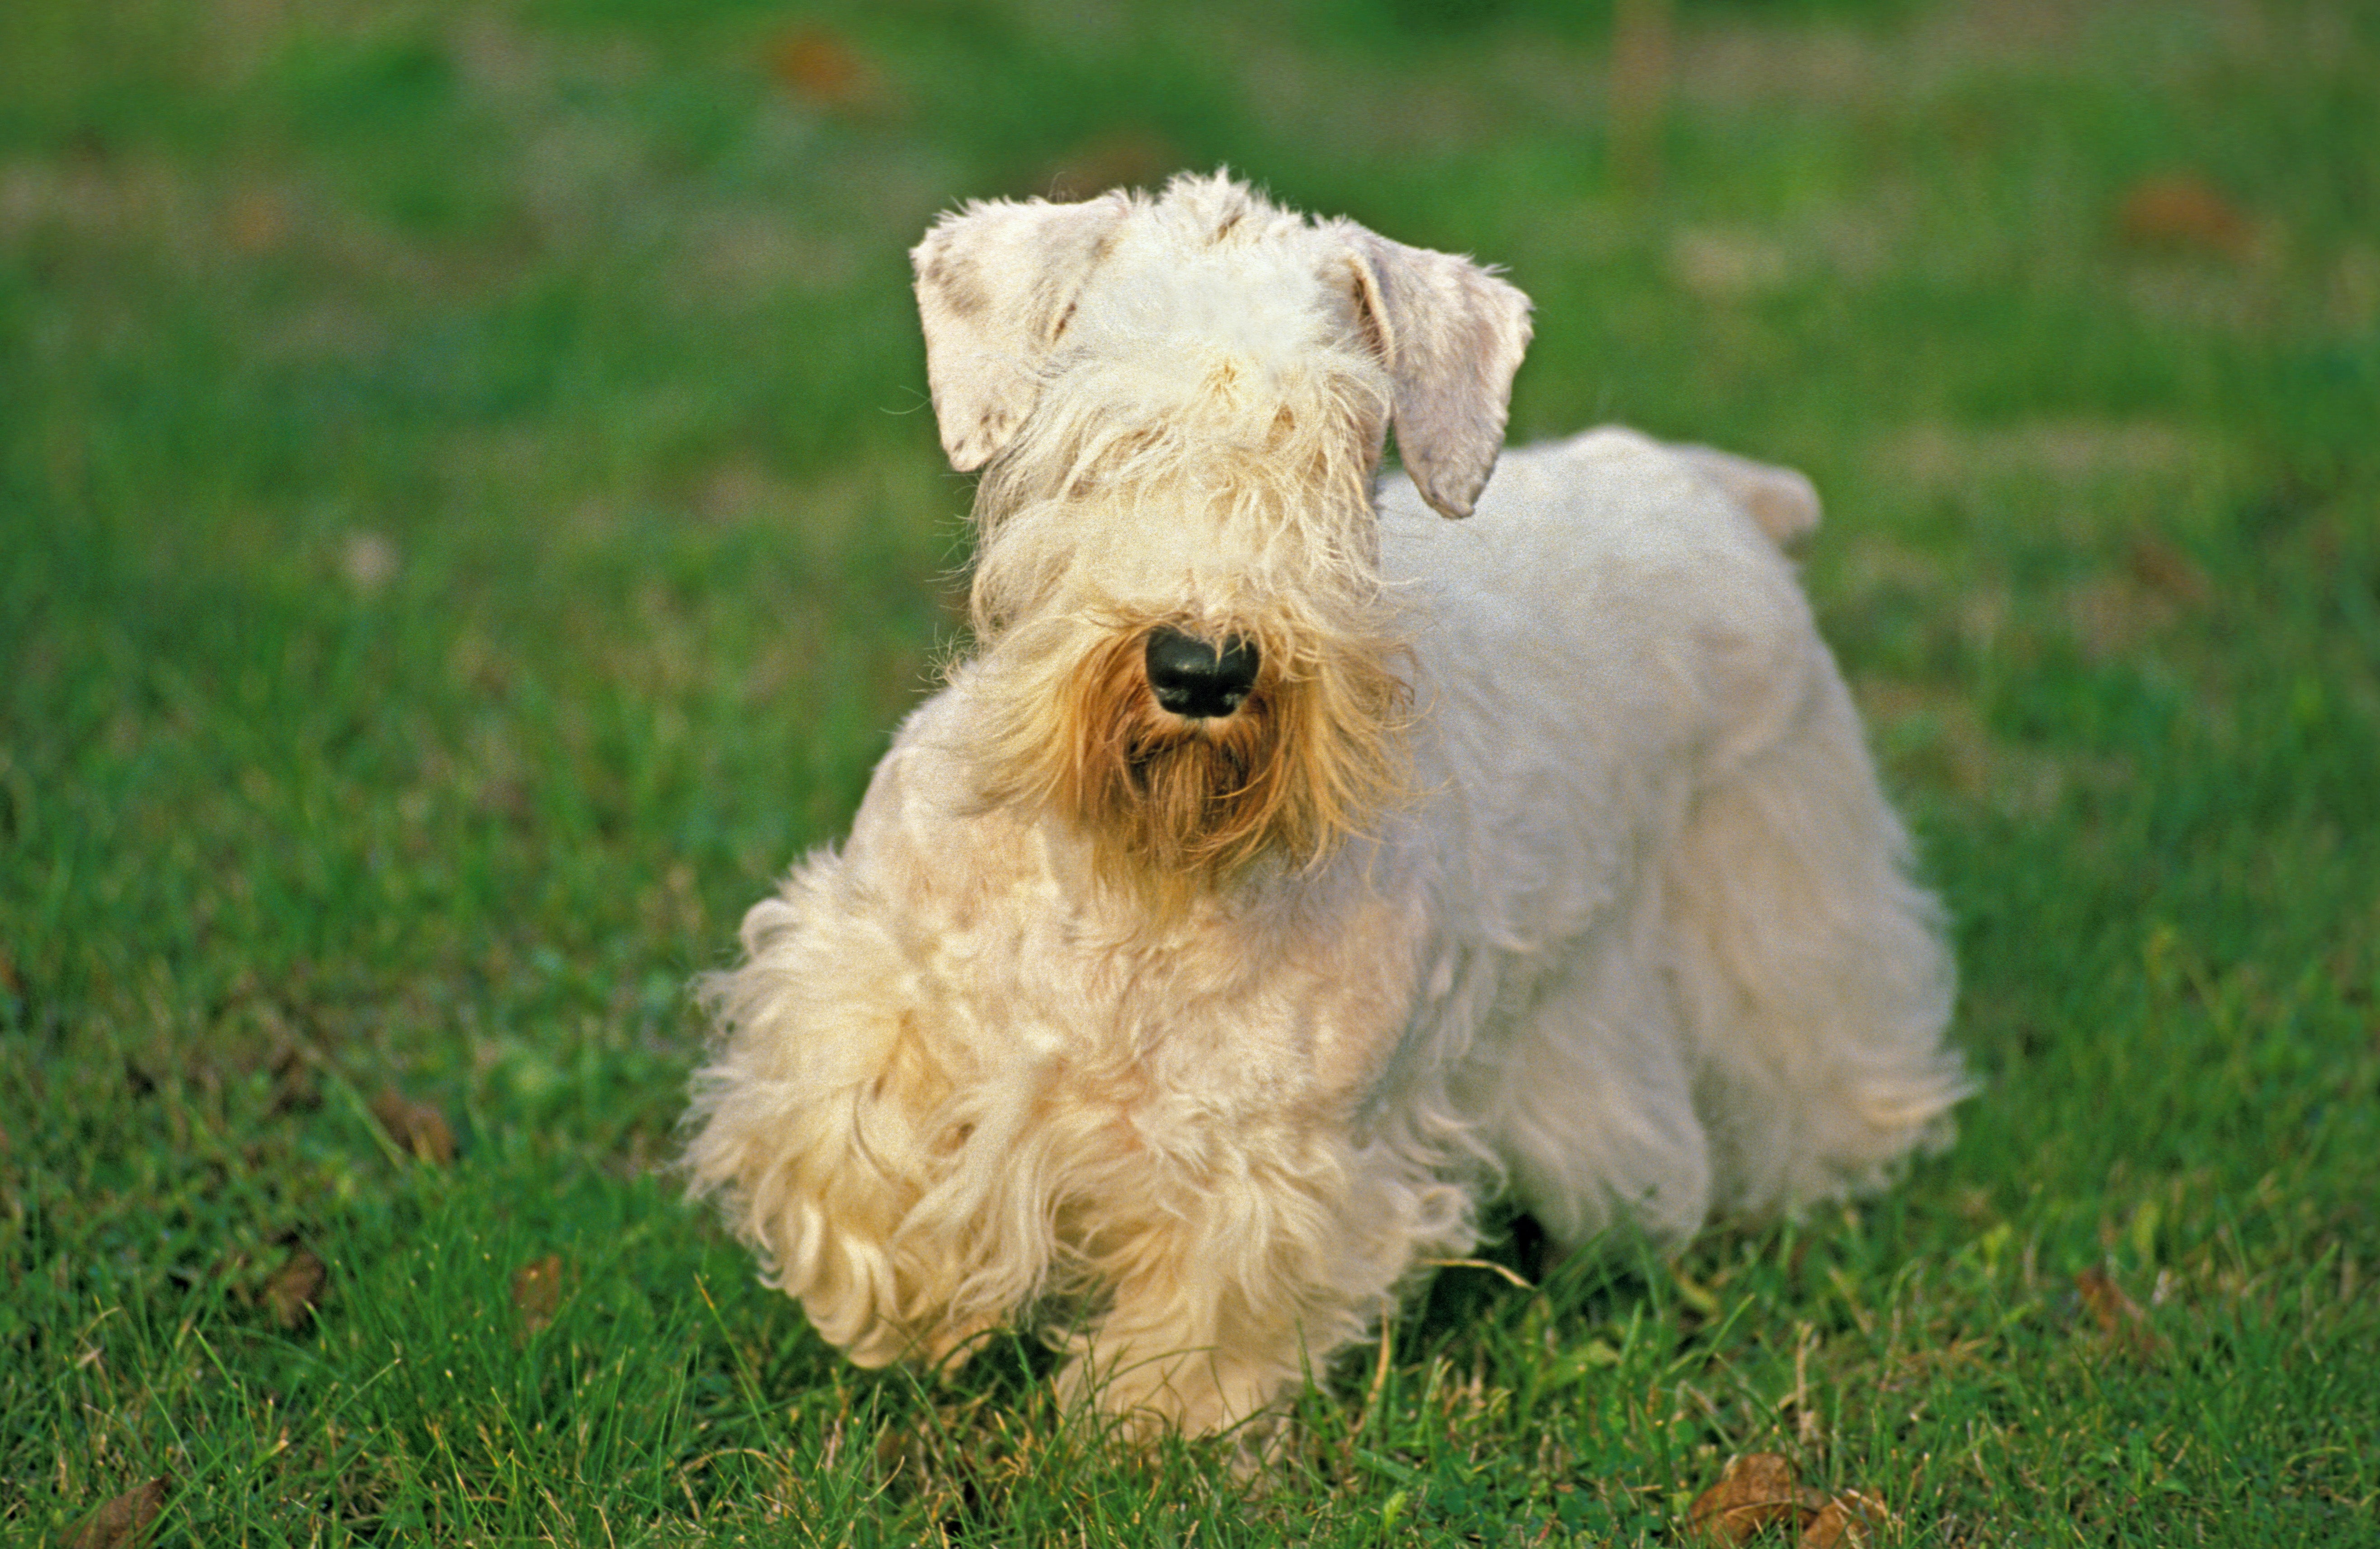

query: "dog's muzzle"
left=1143, top=627, right=1261, bottom=719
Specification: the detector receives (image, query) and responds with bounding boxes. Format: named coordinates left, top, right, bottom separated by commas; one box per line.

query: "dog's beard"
left=975, top=624, right=1410, bottom=909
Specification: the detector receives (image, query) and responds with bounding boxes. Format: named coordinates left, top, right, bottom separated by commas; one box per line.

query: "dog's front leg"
left=1055, top=1137, right=1440, bottom=1439
left=1058, top=1229, right=1293, bottom=1439
left=687, top=877, right=1046, bottom=1372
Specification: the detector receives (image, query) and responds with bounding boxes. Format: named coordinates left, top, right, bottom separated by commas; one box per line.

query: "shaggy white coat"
left=684, top=173, right=1966, bottom=1439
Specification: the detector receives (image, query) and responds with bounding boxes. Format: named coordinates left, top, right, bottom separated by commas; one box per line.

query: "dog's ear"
left=911, top=193, right=1132, bottom=473
left=1345, top=233, right=1533, bottom=518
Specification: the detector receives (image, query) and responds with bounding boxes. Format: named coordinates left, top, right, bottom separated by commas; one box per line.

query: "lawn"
left=3, top=0, right=2375, bottom=1542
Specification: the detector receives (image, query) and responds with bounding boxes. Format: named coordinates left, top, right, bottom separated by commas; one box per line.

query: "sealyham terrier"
left=683, top=172, right=1966, bottom=1439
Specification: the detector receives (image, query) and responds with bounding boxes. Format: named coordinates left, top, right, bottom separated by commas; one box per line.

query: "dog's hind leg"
left=1661, top=658, right=1966, bottom=1219
left=1473, top=916, right=1716, bottom=1250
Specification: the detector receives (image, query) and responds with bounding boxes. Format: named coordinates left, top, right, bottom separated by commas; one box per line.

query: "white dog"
left=684, top=172, right=1965, bottom=1438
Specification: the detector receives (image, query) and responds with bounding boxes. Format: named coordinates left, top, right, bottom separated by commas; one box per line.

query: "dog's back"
left=1377, top=427, right=1965, bottom=1242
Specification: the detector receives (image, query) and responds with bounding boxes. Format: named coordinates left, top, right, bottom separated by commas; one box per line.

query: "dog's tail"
left=1672, top=444, right=1822, bottom=545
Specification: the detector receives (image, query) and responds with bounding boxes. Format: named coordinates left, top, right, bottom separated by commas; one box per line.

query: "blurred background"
left=8, top=0, right=2370, bottom=965
left=3, top=0, right=2375, bottom=1540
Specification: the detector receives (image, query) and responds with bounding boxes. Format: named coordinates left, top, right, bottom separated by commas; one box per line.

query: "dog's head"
left=911, top=172, right=1532, bottom=896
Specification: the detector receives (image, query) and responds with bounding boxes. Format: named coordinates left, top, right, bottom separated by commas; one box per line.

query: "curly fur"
left=682, top=172, right=1967, bottom=1442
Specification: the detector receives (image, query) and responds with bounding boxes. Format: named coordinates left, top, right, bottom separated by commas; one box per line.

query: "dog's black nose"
left=1144, top=627, right=1261, bottom=719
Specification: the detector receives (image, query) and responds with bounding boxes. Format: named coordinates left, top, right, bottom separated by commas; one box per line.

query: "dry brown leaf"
left=1689, top=1452, right=1826, bottom=1543
left=226, top=188, right=287, bottom=254
left=2117, top=173, right=2250, bottom=258
left=265, top=1042, right=321, bottom=1118
left=2126, top=535, right=2212, bottom=606
left=1041, top=129, right=1178, bottom=200
left=2076, top=1267, right=2162, bottom=1357
left=511, top=1253, right=564, bottom=1337
left=370, top=1088, right=455, bottom=1165
left=765, top=25, right=882, bottom=110
left=64, top=1477, right=168, bottom=1549
left=262, top=1245, right=325, bottom=1330
left=1802, top=1489, right=1887, bottom=1548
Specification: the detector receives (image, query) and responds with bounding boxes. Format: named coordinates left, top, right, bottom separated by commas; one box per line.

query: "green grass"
left=4, top=0, right=2376, bottom=1541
